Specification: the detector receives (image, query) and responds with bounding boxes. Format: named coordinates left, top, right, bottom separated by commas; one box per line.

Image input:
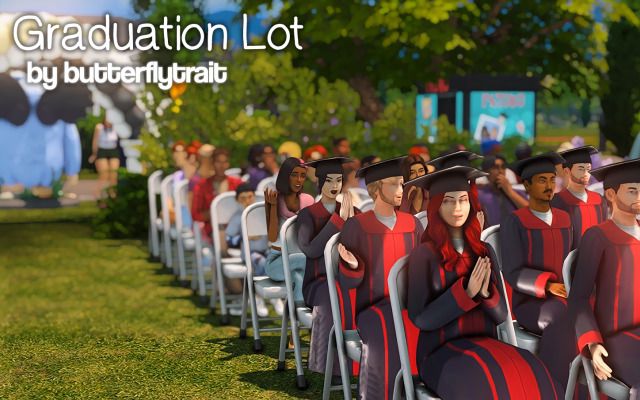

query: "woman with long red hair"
left=406, top=166, right=560, bottom=399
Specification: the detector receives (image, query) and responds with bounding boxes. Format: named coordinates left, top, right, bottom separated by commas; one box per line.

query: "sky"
left=0, top=0, right=241, bottom=18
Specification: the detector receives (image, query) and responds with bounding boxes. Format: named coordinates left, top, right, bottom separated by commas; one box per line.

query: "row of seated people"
left=156, top=144, right=638, bottom=399
left=259, top=149, right=638, bottom=399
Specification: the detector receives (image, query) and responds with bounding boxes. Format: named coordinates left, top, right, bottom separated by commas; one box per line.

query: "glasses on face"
left=409, top=168, right=426, bottom=179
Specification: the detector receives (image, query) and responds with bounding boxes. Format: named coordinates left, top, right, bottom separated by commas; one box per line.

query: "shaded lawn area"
left=0, top=205, right=334, bottom=399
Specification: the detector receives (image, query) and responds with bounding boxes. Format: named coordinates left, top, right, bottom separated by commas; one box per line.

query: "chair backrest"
left=148, top=170, right=163, bottom=226
left=349, top=187, right=371, bottom=201
left=256, top=176, right=276, bottom=193
left=225, top=167, right=242, bottom=178
left=211, top=191, right=242, bottom=265
left=241, top=201, right=267, bottom=279
left=359, top=199, right=374, bottom=212
left=324, top=233, right=344, bottom=340
left=481, top=224, right=519, bottom=346
left=563, top=249, right=578, bottom=294
left=480, top=224, right=502, bottom=269
left=160, top=174, right=174, bottom=231
left=587, top=181, right=604, bottom=196
left=280, top=215, right=303, bottom=304
left=387, top=256, right=415, bottom=400
left=173, top=179, right=190, bottom=232
left=414, top=210, right=428, bottom=230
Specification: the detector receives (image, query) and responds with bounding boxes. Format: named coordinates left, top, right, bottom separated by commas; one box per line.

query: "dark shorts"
left=97, top=148, right=119, bottom=160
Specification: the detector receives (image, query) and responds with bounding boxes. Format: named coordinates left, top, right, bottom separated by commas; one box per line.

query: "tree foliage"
left=600, top=7, right=640, bottom=156
left=236, top=0, right=638, bottom=121
left=138, top=50, right=364, bottom=169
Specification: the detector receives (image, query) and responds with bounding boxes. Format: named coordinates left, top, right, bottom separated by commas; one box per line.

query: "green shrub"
left=92, top=170, right=150, bottom=239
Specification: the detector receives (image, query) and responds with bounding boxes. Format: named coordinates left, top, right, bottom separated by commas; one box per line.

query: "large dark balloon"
left=124, top=107, right=145, bottom=138
left=36, top=83, right=93, bottom=125
left=0, top=73, right=30, bottom=126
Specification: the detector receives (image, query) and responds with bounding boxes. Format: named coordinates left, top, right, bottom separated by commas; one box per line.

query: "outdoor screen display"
left=469, top=91, right=536, bottom=143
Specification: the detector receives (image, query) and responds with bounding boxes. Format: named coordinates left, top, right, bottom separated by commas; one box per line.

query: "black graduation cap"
left=305, top=157, right=351, bottom=177
left=356, top=156, right=405, bottom=185
left=511, top=152, right=565, bottom=181
left=590, top=158, right=640, bottom=191
left=559, top=146, right=598, bottom=167
left=429, top=150, right=483, bottom=170
left=306, top=157, right=352, bottom=189
left=405, top=166, right=487, bottom=196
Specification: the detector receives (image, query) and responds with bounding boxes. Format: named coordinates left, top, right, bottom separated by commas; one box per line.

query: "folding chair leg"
left=286, top=297, right=308, bottom=390
left=239, top=277, right=248, bottom=338
left=177, top=239, right=187, bottom=280
left=336, top=331, right=353, bottom=400
left=322, top=326, right=336, bottom=400
left=277, top=304, right=288, bottom=371
left=565, top=355, right=582, bottom=400
left=216, top=262, right=229, bottom=324
left=249, top=280, right=263, bottom=353
left=197, top=254, right=206, bottom=297
left=581, top=356, right=600, bottom=400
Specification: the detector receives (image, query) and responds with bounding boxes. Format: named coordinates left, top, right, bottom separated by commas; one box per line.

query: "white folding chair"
left=277, top=215, right=312, bottom=389
left=192, top=220, right=214, bottom=303
left=348, top=187, right=371, bottom=202
left=174, top=180, right=196, bottom=283
left=388, top=256, right=440, bottom=400
left=563, top=248, right=632, bottom=400
left=242, top=202, right=289, bottom=352
left=147, top=170, right=163, bottom=260
left=323, top=233, right=361, bottom=400
left=210, top=192, right=244, bottom=322
left=359, top=198, right=374, bottom=212
left=414, top=211, right=428, bottom=230
left=257, top=176, right=277, bottom=193
left=160, top=174, right=175, bottom=271
left=481, top=225, right=538, bottom=352
left=587, top=181, right=604, bottom=196
left=225, top=167, right=242, bottom=178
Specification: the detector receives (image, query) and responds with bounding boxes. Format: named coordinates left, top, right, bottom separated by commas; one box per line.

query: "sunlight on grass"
left=0, top=208, right=339, bottom=399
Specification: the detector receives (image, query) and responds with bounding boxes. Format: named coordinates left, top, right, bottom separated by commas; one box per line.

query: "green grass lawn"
left=0, top=205, right=336, bottom=399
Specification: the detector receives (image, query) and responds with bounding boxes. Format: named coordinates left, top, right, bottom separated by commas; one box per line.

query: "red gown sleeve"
left=568, top=227, right=605, bottom=352
left=407, top=245, right=479, bottom=331
left=337, top=217, right=366, bottom=289
left=500, top=213, right=556, bottom=299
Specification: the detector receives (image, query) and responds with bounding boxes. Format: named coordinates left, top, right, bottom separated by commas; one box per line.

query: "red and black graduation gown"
left=568, top=220, right=640, bottom=393
left=551, top=188, right=608, bottom=249
left=500, top=207, right=576, bottom=391
left=338, top=210, right=423, bottom=400
left=296, top=201, right=358, bottom=374
left=407, top=242, right=561, bottom=399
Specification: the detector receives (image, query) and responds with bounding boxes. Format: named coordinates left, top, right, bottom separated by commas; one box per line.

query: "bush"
left=92, top=170, right=150, bottom=239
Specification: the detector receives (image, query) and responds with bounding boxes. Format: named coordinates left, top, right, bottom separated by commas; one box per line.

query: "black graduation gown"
left=296, top=201, right=356, bottom=374
left=551, top=188, right=608, bottom=249
left=568, top=220, right=640, bottom=393
left=500, top=207, right=576, bottom=392
left=407, top=242, right=561, bottom=399
left=338, top=210, right=423, bottom=400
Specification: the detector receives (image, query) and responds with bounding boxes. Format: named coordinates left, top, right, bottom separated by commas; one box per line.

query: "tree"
left=600, top=10, right=640, bottom=156
left=138, top=50, right=364, bottom=169
left=236, top=0, right=638, bottom=122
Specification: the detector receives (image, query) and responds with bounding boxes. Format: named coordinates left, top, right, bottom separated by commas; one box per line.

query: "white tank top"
left=97, top=124, right=119, bottom=150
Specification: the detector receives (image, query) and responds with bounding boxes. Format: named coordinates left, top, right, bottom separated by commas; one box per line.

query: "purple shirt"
left=478, top=185, right=528, bottom=227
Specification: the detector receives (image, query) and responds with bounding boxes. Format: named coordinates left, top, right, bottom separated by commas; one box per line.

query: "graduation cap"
left=511, top=152, right=565, bottom=181
left=559, top=146, right=598, bottom=167
left=356, top=156, right=405, bottom=185
left=590, top=158, right=640, bottom=191
left=405, top=166, right=487, bottom=196
left=305, top=157, right=351, bottom=177
left=306, top=157, right=352, bottom=189
left=429, top=150, right=483, bottom=170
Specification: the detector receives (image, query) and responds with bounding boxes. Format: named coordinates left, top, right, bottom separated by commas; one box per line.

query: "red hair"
left=422, top=189, right=487, bottom=271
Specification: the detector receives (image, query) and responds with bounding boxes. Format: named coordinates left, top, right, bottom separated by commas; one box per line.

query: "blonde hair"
left=367, top=181, right=382, bottom=200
